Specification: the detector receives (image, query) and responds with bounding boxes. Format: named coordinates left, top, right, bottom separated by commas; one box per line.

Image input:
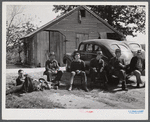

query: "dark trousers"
left=46, top=70, right=63, bottom=82
left=111, top=69, right=127, bottom=88
left=112, top=69, right=126, bottom=81
left=90, top=68, right=108, bottom=84
left=70, top=71, right=87, bottom=86
left=6, top=77, right=33, bottom=95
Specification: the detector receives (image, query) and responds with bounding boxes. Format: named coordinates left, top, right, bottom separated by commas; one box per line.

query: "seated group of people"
left=108, top=49, right=145, bottom=90
left=6, top=49, right=145, bottom=95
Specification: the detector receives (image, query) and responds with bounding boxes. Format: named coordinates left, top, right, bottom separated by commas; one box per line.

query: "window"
left=80, top=10, right=86, bottom=17
left=118, top=44, right=129, bottom=51
left=86, top=44, right=93, bottom=51
left=79, top=44, right=85, bottom=51
left=76, top=33, right=89, bottom=48
left=111, top=44, right=119, bottom=50
left=94, top=45, right=102, bottom=51
left=129, top=43, right=140, bottom=50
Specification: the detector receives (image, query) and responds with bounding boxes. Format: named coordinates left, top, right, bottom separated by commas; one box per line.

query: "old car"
left=63, top=39, right=133, bottom=72
left=123, top=41, right=145, bottom=59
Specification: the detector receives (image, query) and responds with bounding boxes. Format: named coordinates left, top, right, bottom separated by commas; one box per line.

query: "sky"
left=7, top=5, right=146, bottom=44
left=23, top=5, right=60, bottom=26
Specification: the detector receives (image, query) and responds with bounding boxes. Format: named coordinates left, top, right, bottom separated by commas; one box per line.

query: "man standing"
left=90, top=51, right=108, bottom=89
left=68, top=52, right=89, bottom=92
left=109, top=49, right=128, bottom=91
left=44, top=52, right=63, bottom=86
left=128, top=50, right=145, bottom=88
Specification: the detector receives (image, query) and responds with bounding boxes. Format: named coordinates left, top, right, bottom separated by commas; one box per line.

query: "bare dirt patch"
left=5, top=68, right=145, bottom=109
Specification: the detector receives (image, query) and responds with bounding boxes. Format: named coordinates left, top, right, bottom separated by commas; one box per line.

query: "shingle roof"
left=20, top=5, right=124, bottom=40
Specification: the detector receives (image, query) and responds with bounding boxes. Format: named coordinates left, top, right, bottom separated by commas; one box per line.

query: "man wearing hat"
left=44, top=52, right=63, bottom=86
left=68, top=52, right=89, bottom=92
left=109, top=49, right=128, bottom=91
left=90, top=51, right=108, bottom=89
left=128, top=50, right=145, bottom=88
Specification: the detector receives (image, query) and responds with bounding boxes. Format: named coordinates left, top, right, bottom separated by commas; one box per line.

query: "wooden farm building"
left=20, top=5, right=124, bottom=67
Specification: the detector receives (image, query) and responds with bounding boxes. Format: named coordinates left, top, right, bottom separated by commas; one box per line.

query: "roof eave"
left=20, top=6, right=81, bottom=40
left=20, top=5, right=124, bottom=40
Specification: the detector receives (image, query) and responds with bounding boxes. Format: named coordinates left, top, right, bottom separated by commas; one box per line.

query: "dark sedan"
left=63, top=39, right=133, bottom=72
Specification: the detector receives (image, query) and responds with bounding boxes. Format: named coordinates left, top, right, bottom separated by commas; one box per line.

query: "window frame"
left=80, top=10, right=86, bottom=17
left=78, top=43, right=85, bottom=51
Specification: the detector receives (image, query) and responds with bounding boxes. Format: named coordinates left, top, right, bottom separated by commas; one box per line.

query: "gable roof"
left=20, top=5, right=124, bottom=40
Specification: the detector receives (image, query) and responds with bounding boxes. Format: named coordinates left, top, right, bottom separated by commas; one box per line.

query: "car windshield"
left=86, top=44, right=93, bottom=51
left=118, top=44, right=129, bottom=51
left=111, top=44, right=119, bottom=50
left=111, top=44, right=129, bottom=52
left=94, top=45, right=102, bottom=51
left=129, top=43, right=140, bottom=49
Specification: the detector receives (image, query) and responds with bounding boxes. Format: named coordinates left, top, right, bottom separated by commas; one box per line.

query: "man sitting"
left=16, top=69, right=26, bottom=86
left=44, top=52, right=63, bottom=87
left=6, top=70, right=57, bottom=95
left=68, top=52, right=89, bottom=92
left=90, top=51, right=108, bottom=89
left=109, top=49, right=128, bottom=91
left=128, top=50, right=145, bottom=88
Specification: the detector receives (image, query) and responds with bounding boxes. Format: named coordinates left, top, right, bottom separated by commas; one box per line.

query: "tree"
left=6, top=5, right=41, bottom=51
left=6, top=5, right=40, bottom=64
left=53, top=5, right=146, bottom=36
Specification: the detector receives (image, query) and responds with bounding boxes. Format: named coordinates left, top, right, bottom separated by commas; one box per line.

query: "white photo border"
left=2, top=1, right=149, bottom=120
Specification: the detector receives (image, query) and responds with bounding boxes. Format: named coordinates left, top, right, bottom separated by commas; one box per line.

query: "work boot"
left=136, top=83, right=140, bottom=88
left=68, top=84, right=72, bottom=91
left=84, top=87, right=89, bottom=92
left=122, top=81, right=128, bottom=91
left=83, top=84, right=89, bottom=92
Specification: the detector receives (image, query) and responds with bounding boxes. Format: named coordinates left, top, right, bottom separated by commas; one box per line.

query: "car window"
left=94, top=45, right=102, bottom=51
left=79, top=44, right=85, bottom=51
left=86, top=44, right=93, bottom=51
left=118, top=44, right=129, bottom=51
left=111, top=44, right=119, bottom=50
left=129, top=43, right=141, bottom=49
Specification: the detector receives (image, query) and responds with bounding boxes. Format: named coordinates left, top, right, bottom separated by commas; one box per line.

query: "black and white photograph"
left=2, top=2, right=148, bottom=120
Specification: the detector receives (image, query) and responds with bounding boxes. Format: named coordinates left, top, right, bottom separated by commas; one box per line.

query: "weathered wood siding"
left=25, top=7, right=118, bottom=67
left=26, top=37, right=34, bottom=66
left=37, top=31, right=49, bottom=67
left=49, top=31, right=65, bottom=66
left=46, top=8, right=114, bottom=53
left=36, top=31, right=65, bottom=67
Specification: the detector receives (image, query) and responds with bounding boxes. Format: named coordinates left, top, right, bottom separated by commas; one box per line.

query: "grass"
left=6, top=70, right=91, bottom=108
left=6, top=71, right=69, bottom=109
left=6, top=91, right=65, bottom=108
left=6, top=69, right=145, bottom=109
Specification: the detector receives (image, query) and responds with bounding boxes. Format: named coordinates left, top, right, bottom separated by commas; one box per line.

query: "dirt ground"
left=5, top=67, right=145, bottom=109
